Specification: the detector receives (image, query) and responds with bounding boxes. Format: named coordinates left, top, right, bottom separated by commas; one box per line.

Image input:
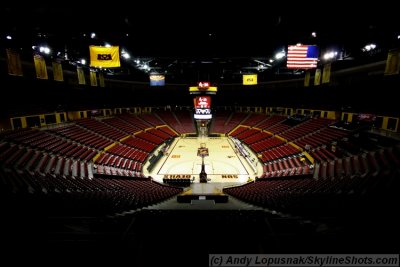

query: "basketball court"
left=143, top=136, right=263, bottom=184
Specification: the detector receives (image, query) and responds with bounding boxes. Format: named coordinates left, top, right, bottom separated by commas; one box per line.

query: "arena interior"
left=0, top=8, right=399, bottom=266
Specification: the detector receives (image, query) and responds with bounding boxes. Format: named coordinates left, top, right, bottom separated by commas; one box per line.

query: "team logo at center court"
left=197, top=147, right=209, bottom=157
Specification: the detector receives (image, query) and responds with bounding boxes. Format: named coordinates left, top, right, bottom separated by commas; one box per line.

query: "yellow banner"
left=322, top=63, right=331, bottom=84
left=52, top=61, right=64, bottom=81
left=89, top=46, right=120, bottom=68
left=34, top=54, right=48, bottom=79
left=304, top=70, right=310, bottom=87
left=6, top=49, right=23, bottom=76
left=243, top=74, right=257, bottom=85
left=189, top=86, right=217, bottom=92
left=314, top=69, right=321, bottom=86
left=384, top=49, right=400, bottom=75
left=77, top=67, right=86, bottom=85
left=90, top=71, right=97, bottom=86
left=99, top=72, right=105, bottom=87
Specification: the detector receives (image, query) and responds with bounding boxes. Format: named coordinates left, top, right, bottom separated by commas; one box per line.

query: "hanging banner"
left=322, top=63, right=331, bottom=84
left=89, top=46, right=120, bottom=68
left=384, top=49, right=400, bottom=75
left=243, top=74, right=257, bottom=85
left=149, top=74, right=165, bottom=86
left=52, top=61, right=64, bottom=81
left=314, top=69, right=321, bottom=86
left=6, top=48, right=23, bottom=76
left=77, top=67, right=86, bottom=85
left=99, top=72, right=105, bottom=87
left=90, top=70, right=98, bottom=86
left=34, top=54, right=48, bottom=79
left=304, top=70, right=310, bottom=87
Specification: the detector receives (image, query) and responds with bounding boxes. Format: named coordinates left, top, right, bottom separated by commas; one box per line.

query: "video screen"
left=194, top=96, right=211, bottom=109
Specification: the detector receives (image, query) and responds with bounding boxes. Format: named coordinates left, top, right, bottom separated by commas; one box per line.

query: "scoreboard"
left=194, top=96, right=212, bottom=119
left=189, top=81, right=217, bottom=95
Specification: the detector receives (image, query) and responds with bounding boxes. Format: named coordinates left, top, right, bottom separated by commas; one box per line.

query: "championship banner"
left=52, top=61, right=64, bottom=81
left=90, top=70, right=98, bottom=86
left=6, top=48, right=23, bottom=76
left=322, top=63, right=331, bottom=84
left=314, top=69, right=321, bottom=86
left=384, top=49, right=400, bottom=75
left=150, top=74, right=165, bottom=86
left=243, top=74, right=257, bottom=85
left=89, top=46, right=120, bottom=68
left=304, top=70, right=310, bottom=87
left=77, top=67, right=86, bottom=85
left=99, top=72, right=105, bottom=87
left=34, top=54, right=48, bottom=79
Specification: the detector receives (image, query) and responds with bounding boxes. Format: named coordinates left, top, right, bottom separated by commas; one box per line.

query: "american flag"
left=287, top=45, right=319, bottom=69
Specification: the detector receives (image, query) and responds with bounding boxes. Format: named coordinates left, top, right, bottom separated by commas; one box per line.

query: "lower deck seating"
left=0, top=168, right=182, bottom=215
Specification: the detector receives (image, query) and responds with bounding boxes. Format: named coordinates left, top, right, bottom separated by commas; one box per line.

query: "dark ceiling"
left=1, top=7, right=399, bottom=84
